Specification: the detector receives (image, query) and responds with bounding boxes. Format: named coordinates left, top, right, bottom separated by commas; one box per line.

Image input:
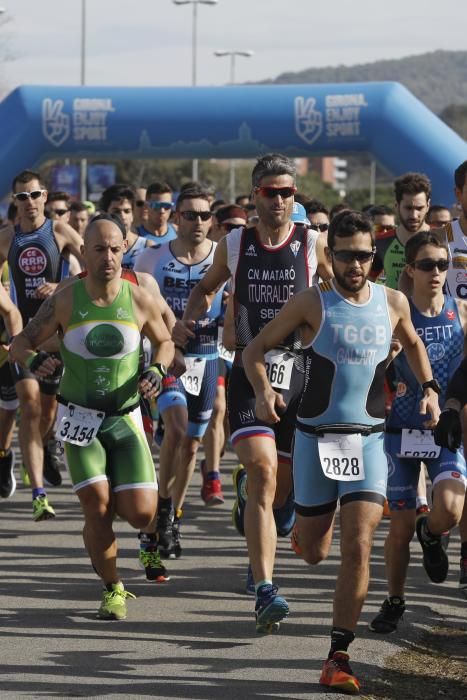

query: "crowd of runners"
left=1, top=154, right=467, bottom=695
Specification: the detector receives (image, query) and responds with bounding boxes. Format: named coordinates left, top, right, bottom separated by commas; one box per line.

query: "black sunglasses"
left=255, top=186, right=297, bottom=199
left=332, top=249, right=375, bottom=263
left=46, top=208, right=69, bottom=217
left=135, top=200, right=146, bottom=208
left=180, top=210, right=212, bottom=222
left=309, top=223, right=329, bottom=232
left=412, top=258, right=449, bottom=272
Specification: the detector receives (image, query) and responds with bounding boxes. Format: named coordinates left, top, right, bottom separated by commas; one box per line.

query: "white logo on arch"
left=42, top=98, right=70, bottom=147
left=295, top=96, right=323, bottom=146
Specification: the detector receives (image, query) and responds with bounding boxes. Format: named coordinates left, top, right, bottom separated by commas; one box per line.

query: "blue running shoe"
left=232, top=464, right=247, bottom=537
left=245, top=564, right=255, bottom=596
left=273, top=490, right=296, bottom=538
left=255, top=583, right=289, bottom=634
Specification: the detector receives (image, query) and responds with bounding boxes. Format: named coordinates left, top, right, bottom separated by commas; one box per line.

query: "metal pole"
left=80, top=0, right=87, bottom=201
left=191, top=2, right=198, bottom=181
left=370, top=159, right=376, bottom=204
left=228, top=54, right=236, bottom=202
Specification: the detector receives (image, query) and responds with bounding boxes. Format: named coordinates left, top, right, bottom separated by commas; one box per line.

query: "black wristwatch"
left=153, top=363, right=168, bottom=378
left=422, top=379, right=441, bottom=394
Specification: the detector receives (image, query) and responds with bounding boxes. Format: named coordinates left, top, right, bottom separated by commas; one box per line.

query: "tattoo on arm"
left=22, top=295, right=57, bottom=346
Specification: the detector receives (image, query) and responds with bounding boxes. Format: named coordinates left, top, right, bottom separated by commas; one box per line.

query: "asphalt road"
left=0, top=448, right=465, bottom=699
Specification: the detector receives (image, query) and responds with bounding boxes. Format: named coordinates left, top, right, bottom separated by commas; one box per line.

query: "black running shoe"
left=416, top=514, right=449, bottom=583
left=459, top=557, right=467, bottom=594
left=0, top=450, right=16, bottom=499
left=43, top=441, right=62, bottom=487
left=157, top=508, right=175, bottom=559
left=369, top=597, right=405, bottom=634
left=139, top=546, right=170, bottom=583
left=171, top=517, right=182, bottom=559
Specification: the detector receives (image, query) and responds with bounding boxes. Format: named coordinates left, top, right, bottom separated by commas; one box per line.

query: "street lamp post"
left=173, top=0, right=218, bottom=181
left=80, top=0, right=87, bottom=201
left=214, top=50, right=254, bottom=202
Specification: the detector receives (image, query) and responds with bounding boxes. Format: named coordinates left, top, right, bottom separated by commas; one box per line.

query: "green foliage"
left=264, top=50, right=467, bottom=115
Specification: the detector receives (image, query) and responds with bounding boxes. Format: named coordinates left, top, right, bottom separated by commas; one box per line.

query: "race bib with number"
left=58, top=403, right=105, bottom=447
left=264, top=349, right=294, bottom=390
left=180, top=357, right=206, bottom=396
left=317, top=433, right=365, bottom=481
left=397, top=429, right=441, bottom=459
left=218, top=327, right=234, bottom=363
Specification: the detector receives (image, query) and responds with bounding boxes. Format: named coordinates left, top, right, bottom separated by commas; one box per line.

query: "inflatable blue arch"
left=0, top=81, right=466, bottom=202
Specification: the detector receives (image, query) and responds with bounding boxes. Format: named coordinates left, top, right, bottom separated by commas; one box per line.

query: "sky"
left=0, top=0, right=466, bottom=97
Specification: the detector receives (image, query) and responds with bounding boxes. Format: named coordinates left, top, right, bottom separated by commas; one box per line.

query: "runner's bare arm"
left=54, top=221, right=85, bottom=266
left=136, top=288, right=174, bottom=369
left=316, top=233, right=333, bottom=281
left=10, top=289, right=69, bottom=367
left=0, top=283, right=22, bottom=337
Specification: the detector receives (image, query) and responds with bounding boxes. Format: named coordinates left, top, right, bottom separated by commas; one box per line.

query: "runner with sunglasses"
left=135, top=186, right=227, bottom=559
left=0, top=169, right=84, bottom=520
left=137, top=182, right=177, bottom=244
left=370, top=231, right=467, bottom=635
left=242, top=210, right=440, bottom=693
left=172, top=154, right=331, bottom=633
left=304, top=199, right=330, bottom=234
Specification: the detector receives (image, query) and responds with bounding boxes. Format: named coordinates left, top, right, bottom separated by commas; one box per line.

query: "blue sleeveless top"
left=141, top=240, right=225, bottom=356
left=298, top=281, right=392, bottom=427
left=136, top=223, right=177, bottom=245
left=387, top=295, right=464, bottom=429
left=8, top=218, right=68, bottom=323
left=122, top=235, right=155, bottom=270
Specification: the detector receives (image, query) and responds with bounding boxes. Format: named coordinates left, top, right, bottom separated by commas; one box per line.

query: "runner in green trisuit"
left=10, top=214, right=174, bottom=620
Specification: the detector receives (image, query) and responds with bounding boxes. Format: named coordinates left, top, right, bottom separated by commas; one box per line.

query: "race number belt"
left=180, top=357, right=206, bottom=396
left=264, top=348, right=294, bottom=390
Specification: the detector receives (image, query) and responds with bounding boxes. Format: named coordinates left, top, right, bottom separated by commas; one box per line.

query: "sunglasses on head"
left=180, top=210, right=212, bottom=222
left=309, top=223, right=329, bottom=232
left=332, top=249, right=375, bottom=263
left=14, top=190, right=45, bottom=202
left=135, top=200, right=146, bottom=208
left=221, top=222, right=242, bottom=232
left=147, top=201, right=174, bottom=211
left=412, top=258, right=449, bottom=272
left=46, top=208, right=68, bottom=217
left=255, top=186, right=297, bottom=199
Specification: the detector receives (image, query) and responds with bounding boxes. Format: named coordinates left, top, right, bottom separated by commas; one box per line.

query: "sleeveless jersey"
left=298, top=280, right=392, bottom=426
left=135, top=240, right=224, bottom=356
left=122, top=235, right=154, bottom=270
left=444, top=219, right=467, bottom=299
left=387, top=295, right=464, bottom=429
left=60, top=278, right=141, bottom=412
left=372, top=227, right=405, bottom=289
left=8, top=218, right=68, bottom=323
left=227, top=224, right=318, bottom=350
left=136, top=223, right=177, bottom=245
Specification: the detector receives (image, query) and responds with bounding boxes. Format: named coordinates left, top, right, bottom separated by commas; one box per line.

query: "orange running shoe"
left=319, top=651, right=360, bottom=694
left=290, top=524, right=302, bottom=556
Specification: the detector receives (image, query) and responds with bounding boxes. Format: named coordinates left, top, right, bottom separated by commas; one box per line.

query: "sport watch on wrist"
left=421, top=379, right=441, bottom=394
left=153, top=363, right=168, bottom=378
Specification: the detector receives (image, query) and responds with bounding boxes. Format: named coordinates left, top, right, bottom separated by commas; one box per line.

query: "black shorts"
left=227, top=361, right=304, bottom=461
left=0, top=361, right=18, bottom=409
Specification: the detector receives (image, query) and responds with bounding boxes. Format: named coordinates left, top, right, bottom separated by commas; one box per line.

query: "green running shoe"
left=21, top=463, right=31, bottom=487
left=32, top=495, right=55, bottom=521
left=97, top=582, right=136, bottom=620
